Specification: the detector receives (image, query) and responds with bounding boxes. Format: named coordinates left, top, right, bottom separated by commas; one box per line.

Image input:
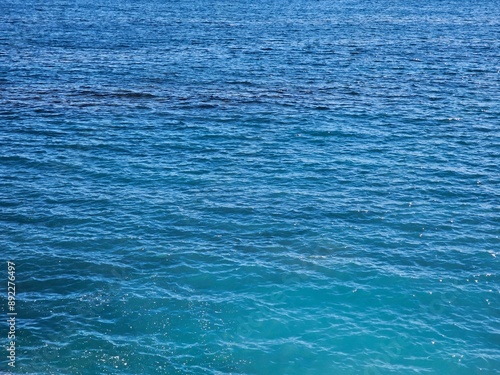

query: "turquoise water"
left=1, top=0, right=499, bottom=373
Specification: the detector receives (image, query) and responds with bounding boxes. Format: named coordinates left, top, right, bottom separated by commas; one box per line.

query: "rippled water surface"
left=1, top=0, right=499, bottom=374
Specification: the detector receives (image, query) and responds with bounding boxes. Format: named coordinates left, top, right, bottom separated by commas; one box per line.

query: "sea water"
left=0, top=0, right=499, bottom=374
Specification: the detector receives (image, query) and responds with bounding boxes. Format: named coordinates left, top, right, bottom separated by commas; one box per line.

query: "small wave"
left=76, top=90, right=158, bottom=100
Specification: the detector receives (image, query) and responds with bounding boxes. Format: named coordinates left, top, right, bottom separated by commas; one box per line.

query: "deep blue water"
left=1, top=0, right=499, bottom=374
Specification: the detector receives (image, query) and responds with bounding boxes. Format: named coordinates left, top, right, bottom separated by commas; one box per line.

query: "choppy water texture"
left=1, top=0, right=499, bottom=374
